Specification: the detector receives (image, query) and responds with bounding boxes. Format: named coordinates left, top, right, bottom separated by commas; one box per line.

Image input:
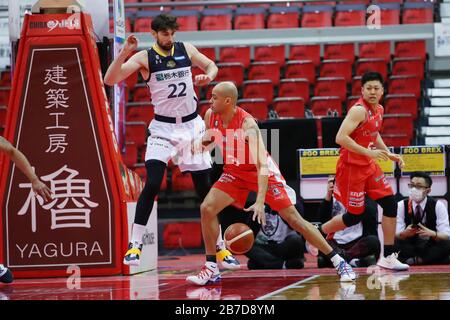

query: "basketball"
left=2, top=0, right=448, bottom=301
left=224, top=223, right=254, bottom=254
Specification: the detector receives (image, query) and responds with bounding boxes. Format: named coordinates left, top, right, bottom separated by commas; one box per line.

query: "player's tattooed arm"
left=243, top=118, right=268, bottom=226
left=243, top=118, right=268, bottom=174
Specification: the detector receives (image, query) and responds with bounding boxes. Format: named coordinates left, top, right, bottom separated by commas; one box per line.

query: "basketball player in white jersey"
left=0, top=136, right=52, bottom=283
left=104, top=14, right=240, bottom=269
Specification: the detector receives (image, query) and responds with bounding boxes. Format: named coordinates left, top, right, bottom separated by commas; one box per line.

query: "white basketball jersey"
left=145, top=42, right=198, bottom=117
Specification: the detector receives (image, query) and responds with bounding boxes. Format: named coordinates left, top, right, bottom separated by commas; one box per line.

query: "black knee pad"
left=144, top=159, right=167, bottom=193
left=342, top=212, right=363, bottom=227
left=376, top=195, right=398, bottom=218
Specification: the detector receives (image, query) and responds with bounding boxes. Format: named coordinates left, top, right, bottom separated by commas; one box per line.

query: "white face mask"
left=409, top=187, right=425, bottom=203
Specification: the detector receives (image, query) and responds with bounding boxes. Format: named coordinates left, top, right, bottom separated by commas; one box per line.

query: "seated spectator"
left=395, top=172, right=450, bottom=265
left=245, top=205, right=305, bottom=270
left=316, top=176, right=380, bottom=268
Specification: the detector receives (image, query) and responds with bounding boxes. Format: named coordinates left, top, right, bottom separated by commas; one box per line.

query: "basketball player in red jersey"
left=319, top=72, right=409, bottom=270
left=186, top=82, right=356, bottom=285
left=0, top=135, right=52, bottom=283
left=104, top=14, right=240, bottom=270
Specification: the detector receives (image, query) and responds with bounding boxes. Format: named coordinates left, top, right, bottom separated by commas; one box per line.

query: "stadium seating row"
left=112, top=1, right=437, bottom=32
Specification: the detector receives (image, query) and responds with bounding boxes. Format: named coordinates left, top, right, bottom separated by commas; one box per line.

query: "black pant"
left=395, top=237, right=450, bottom=265
left=245, top=234, right=305, bottom=270
left=333, top=235, right=381, bottom=260
left=319, top=235, right=381, bottom=267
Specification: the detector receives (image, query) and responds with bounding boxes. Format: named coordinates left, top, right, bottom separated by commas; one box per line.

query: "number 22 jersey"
left=145, top=42, right=198, bottom=118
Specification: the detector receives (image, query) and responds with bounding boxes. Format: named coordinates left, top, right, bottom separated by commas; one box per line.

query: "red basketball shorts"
left=212, top=170, right=296, bottom=211
left=333, top=159, right=393, bottom=215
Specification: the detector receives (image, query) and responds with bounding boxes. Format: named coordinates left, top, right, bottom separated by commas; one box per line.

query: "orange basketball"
left=224, top=223, right=254, bottom=254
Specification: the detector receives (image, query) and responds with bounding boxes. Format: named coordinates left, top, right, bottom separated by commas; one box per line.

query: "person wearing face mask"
left=395, top=171, right=450, bottom=265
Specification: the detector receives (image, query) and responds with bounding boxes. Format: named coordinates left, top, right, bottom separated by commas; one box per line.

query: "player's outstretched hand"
left=124, top=34, right=138, bottom=53
left=31, top=179, right=52, bottom=202
left=194, top=74, right=212, bottom=87
left=388, top=153, right=405, bottom=169
left=244, top=202, right=266, bottom=226
left=367, top=149, right=389, bottom=161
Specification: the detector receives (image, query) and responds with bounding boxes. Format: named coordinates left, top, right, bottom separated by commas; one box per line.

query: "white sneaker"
left=186, top=264, right=221, bottom=286
left=349, top=258, right=360, bottom=268
left=377, top=253, right=409, bottom=271
left=338, top=282, right=357, bottom=299
left=336, top=260, right=357, bottom=282
left=123, top=242, right=143, bottom=266
left=217, top=249, right=241, bottom=270
left=0, top=264, right=13, bottom=284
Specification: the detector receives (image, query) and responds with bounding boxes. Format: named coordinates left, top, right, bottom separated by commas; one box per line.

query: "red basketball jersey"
left=209, top=106, right=257, bottom=173
left=339, top=97, right=384, bottom=166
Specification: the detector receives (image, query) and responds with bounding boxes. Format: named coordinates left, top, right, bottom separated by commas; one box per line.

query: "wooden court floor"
left=1, top=254, right=450, bottom=300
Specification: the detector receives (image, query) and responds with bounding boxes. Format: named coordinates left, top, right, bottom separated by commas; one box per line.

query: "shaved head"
left=213, top=81, right=238, bottom=103
left=210, top=81, right=238, bottom=114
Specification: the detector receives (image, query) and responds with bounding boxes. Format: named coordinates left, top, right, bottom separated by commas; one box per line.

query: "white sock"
left=330, top=254, right=345, bottom=268
left=131, top=223, right=146, bottom=245
left=216, top=225, right=225, bottom=251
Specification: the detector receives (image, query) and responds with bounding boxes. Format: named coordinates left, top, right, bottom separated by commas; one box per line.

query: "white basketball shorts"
left=145, top=115, right=212, bottom=172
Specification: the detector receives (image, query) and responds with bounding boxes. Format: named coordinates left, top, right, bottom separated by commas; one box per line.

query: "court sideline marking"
left=256, top=275, right=320, bottom=300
